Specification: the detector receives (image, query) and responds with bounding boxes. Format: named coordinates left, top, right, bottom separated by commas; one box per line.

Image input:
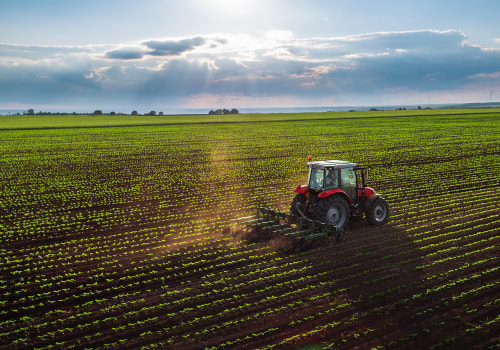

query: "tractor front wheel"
left=365, top=197, right=390, bottom=225
left=316, top=195, right=351, bottom=229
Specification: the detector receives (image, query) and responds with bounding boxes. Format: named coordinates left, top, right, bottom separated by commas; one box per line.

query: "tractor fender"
left=363, top=186, right=375, bottom=198
left=318, top=188, right=353, bottom=206
left=294, top=185, right=309, bottom=195
left=364, top=193, right=383, bottom=211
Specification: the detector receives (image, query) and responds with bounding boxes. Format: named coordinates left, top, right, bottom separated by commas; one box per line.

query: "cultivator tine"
left=234, top=206, right=340, bottom=250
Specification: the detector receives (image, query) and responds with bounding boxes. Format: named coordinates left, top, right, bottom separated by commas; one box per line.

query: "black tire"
left=365, top=197, right=390, bottom=225
left=315, top=195, right=351, bottom=229
left=290, top=193, right=306, bottom=218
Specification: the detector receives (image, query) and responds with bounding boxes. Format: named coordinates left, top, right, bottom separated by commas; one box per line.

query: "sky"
left=1, top=0, right=500, bottom=112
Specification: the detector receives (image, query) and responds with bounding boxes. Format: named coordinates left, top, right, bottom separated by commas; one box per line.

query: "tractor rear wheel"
left=316, top=195, right=351, bottom=229
left=365, top=197, right=389, bottom=225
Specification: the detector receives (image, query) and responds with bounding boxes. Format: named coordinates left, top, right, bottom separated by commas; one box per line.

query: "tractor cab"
left=307, top=160, right=363, bottom=200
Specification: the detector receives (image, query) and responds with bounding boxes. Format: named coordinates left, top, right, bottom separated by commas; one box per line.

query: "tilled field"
left=1, top=111, right=499, bottom=349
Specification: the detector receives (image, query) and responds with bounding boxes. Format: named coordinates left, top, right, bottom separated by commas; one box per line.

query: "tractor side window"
left=324, top=168, right=338, bottom=190
left=340, top=168, right=357, bottom=198
left=308, top=168, right=324, bottom=190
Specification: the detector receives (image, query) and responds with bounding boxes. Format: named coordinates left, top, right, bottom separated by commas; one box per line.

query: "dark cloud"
left=0, top=64, right=102, bottom=107
left=103, top=36, right=208, bottom=60
left=105, top=48, right=144, bottom=60
left=143, top=37, right=206, bottom=56
left=195, top=30, right=500, bottom=98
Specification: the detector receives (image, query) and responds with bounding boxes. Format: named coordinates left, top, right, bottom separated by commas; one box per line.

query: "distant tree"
left=159, top=111, right=164, bottom=116
left=109, top=111, right=116, bottom=116
left=146, top=111, right=156, bottom=116
left=26, top=109, right=35, bottom=115
left=94, top=110, right=103, bottom=115
left=131, top=111, right=138, bottom=116
left=208, top=108, right=239, bottom=115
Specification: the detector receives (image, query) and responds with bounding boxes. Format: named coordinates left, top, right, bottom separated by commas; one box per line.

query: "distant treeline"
left=9, top=108, right=240, bottom=116
left=15, top=109, right=166, bottom=116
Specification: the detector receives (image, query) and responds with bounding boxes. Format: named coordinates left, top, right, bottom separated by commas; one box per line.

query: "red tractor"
left=237, top=159, right=389, bottom=250
left=291, top=159, right=389, bottom=229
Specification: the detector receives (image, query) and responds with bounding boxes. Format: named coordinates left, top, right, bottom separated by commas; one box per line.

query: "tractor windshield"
left=308, top=168, right=324, bottom=190
left=324, top=168, right=338, bottom=190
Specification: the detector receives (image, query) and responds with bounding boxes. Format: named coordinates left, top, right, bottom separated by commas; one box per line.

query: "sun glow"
left=203, top=0, right=255, bottom=17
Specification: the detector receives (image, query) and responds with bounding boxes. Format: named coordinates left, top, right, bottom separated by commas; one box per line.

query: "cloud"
left=0, top=43, right=94, bottom=59
left=105, top=48, right=145, bottom=60
left=468, top=71, right=500, bottom=80
left=103, top=36, right=210, bottom=60
left=143, top=37, right=206, bottom=56
left=1, top=30, right=500, bottom=110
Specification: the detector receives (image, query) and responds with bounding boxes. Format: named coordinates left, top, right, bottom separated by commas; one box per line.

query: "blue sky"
left=1, top=0, right=500, bottom=112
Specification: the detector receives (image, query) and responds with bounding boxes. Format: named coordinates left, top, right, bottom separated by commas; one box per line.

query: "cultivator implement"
left=235, top=206, right=342, bottom=252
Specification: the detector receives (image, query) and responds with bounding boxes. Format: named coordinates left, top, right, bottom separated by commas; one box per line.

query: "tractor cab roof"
left=307, top=160, right=357, bottom=170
